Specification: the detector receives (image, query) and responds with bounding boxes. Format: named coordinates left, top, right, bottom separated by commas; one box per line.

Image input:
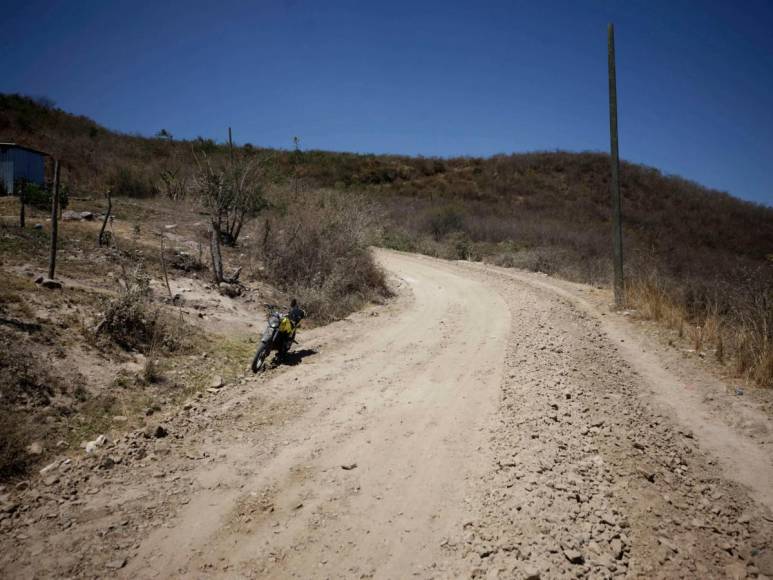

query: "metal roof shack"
left=0, top=143, right=50, bottom=194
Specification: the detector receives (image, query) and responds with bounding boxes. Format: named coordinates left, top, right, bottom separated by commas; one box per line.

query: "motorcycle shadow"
left=273, top=348, right=318, bottom=367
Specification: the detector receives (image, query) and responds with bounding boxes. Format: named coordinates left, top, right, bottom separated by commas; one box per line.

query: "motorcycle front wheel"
left=251, top=343, right=269, bottom=373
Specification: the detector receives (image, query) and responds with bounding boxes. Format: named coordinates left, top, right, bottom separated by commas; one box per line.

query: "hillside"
left=1, top=93, right=772, bottom=386
left=3, top=94, right=771, bottom=264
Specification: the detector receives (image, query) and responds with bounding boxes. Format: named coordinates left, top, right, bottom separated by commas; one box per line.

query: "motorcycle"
left=251, top=304, right=301, bottom=372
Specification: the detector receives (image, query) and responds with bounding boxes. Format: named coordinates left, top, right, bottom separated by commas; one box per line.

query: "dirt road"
left=2, top=250, right=772, bottom=579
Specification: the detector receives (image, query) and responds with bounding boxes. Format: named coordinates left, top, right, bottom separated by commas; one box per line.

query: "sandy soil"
left=1, top=250, right=771, bottom=579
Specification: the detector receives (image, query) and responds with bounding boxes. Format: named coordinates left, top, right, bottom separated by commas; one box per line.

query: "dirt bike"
left=251, top=304, right=302, bottom=373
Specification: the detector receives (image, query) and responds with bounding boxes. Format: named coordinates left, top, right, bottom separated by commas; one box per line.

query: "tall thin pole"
left=293, top=136, right=300, bottom=196
left=608, top=23, right=624, bottom=306
left=228, top=127, right=234, bottom=166
left=48, top=159, right=60, bottom=279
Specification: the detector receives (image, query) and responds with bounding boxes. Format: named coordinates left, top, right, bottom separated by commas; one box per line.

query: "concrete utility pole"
left=608, top=23, right=624, bottom=306
left=48, top=159, right=60, bottom=279
left=228, top=127, right=234, bottom=166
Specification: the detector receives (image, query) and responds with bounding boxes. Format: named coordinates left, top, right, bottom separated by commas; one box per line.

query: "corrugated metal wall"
left=0, top=147, right=45, bottom=193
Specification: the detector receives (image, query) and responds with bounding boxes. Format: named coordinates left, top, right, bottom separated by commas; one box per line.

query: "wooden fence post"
left=48, top=159, right=60, bottom=279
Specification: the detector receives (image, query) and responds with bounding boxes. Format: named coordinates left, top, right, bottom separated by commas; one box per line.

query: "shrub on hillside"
left=110, top=167, right=157, bottom=198
left=626, top=265, right=772, bottom=387
left=0, top=334, right=62, bottom=479
left=17, top=180, right=69, bottom=211
left=426, top=205, right=465, bottom=241
left=0, top=410, right=28, bottom=479
left=259, top=191, right=390, bottom=322
left=96, top=262, right=180, bottom=352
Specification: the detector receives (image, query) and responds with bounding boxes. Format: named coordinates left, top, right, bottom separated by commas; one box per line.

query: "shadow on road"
left=275, top=348, right=318, bottom=367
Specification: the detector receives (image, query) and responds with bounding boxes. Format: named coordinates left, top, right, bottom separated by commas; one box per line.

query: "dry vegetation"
left=257, top=189, right=390, bottom=322
left=1, top=93, right=771, bottom=387
left=0, top=199, right=242, bottom=479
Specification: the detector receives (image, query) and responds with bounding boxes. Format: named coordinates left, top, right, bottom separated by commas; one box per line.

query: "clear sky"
left=2, top=0, right=772, bottom=205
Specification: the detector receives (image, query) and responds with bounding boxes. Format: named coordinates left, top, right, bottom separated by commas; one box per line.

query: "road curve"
left=2, top=250, right=772, bottom=579
left=125, top=250, right=511, bottom=578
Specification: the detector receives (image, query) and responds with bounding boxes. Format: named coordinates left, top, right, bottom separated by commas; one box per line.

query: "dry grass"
left=4, top=92, right=771, bottom=386
left=257, top=189, right=390, bottom=322
left=0, top=409, right=28, bottom=479
left=626, top=273, right=772, bottom=387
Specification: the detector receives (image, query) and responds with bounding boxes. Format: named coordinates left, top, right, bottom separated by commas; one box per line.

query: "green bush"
left=17, top=180, right=69, bottom=211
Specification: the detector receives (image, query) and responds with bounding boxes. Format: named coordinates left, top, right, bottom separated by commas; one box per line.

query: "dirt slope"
left=1, top=250, right=772, bottom=579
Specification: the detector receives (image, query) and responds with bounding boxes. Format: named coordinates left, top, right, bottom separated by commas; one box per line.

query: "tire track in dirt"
left=122, top=250, right=510, bottom=579
left=2, top=250, right=772, bottom=579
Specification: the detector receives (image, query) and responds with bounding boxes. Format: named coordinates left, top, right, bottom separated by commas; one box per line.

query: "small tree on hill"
left=194, top=152, right=267, bottom=282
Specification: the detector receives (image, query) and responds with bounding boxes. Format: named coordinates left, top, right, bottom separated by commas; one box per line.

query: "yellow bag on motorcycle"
left=279, top=316, right=294, bottom=334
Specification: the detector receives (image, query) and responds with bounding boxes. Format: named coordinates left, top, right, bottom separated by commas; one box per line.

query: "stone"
left=600, top=511, right=617, bottom=526
left=210, top=375, right=225, bottom=389
left=26, top=442, right=43, bottom=455
left=43, top=475, right=59, bottom=486
left=1, top=500, right=19, bottom=514
left=610, top=538, right=623, bottom=559
left=723, top=562, right=746, bottom=580
left=99, top=456, right=115, bottom=470
left=106, top=558, right=127, bottom=570
left=563, top=549, right=584, bottom=564
left=40, top=278, right=62, bottom=290
left=39, top=461, right=59, bottom=475
left=637, top=467, right=656, bottom=482
left=657, top=537, right=679, bottom=553
left=219, top=283, right=242, bottom=298
left=85, top=434, right=108, bottom=454
left=523, top=565, right=541, bottom=579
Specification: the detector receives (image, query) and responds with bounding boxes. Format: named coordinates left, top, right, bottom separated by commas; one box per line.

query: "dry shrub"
left=259, top=190, right=390, bottom=322
left=626, top=274, right=686, bottom=330
left=626, top=268, right=772, bottom=387
left=0, top=334, right=64, bottom=479
left=734, top=292, right=773, bottom=386
left=110, top=166, right=157, bottom=198
left=0, top=409, right=28, bottom=479
left=0, top=334, right=55, bottom=408
left=98, top=261, right=180, bottom=353
left=426, top=204, right=465, bottom=241
left=98, top=262, right=157, bottom=350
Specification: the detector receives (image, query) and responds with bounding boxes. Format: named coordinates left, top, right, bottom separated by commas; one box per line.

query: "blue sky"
left=2, top=0, right=772, bottom=205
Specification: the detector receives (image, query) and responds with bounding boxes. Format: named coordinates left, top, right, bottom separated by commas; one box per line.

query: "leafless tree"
left=194, top=152, right=267, bottom=282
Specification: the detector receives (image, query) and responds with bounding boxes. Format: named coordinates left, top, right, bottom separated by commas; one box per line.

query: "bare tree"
left=159, top=167, right=188, bottom=201
left=98, top=189, right=112, bottom=246
left=194, top=152, right=266, bottom=282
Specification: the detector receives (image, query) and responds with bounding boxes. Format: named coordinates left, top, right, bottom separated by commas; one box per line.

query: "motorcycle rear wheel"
left=251, top=343, right=269, bottom=373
